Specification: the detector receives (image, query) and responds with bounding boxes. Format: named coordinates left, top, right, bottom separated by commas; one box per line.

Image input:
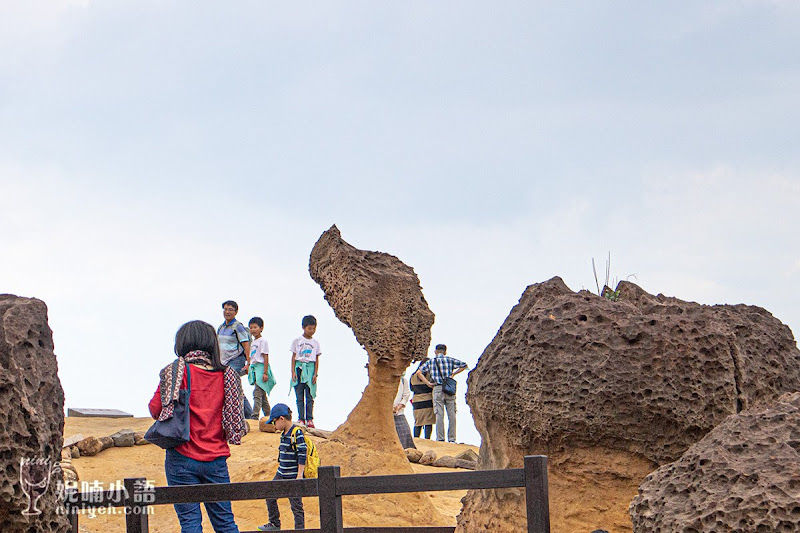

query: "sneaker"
left=257, top=524, right=280, bottom=531
left=298, top=419, right=305, bottom=426
left=306, top=420, right=315, bottom=429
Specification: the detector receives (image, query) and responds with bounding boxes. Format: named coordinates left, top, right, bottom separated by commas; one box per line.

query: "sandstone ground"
left=64, top=418, right=648, bottom=532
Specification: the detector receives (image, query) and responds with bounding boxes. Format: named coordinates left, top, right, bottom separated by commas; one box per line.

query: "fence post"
left=524, top=455, right=550, bottom=533
left=65, top=486, right=79, bottom=533
left=123, top=477, right=150, bottom=533
left=317, top=465, right=343, bottom=533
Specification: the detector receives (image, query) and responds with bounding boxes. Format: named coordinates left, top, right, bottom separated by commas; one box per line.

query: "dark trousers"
left=227, top=354, right=253, bottom=418
left=294, top=368, right=314, bottom=421
left=165, top=449, right=239, bottom=533
left=413, top=424, right=433, bottom=439
left=265, top=473, right=304, bottom=529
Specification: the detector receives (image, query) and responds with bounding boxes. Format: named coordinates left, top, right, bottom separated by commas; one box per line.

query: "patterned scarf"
left=157, top=350, right=249, bottom=444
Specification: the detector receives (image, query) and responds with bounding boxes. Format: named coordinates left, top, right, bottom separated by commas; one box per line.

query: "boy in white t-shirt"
left=248, top=317, right=275, bottom=420
left=289, top=315, right=321, bottom=428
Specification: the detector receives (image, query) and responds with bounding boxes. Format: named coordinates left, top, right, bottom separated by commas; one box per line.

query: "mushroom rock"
left=308, top=226, right=447, bottom=527
left=630, top=392, right=800, bottom=532
left=0, top=295, right=68, bottom=533
left=456, top=277, right=800, bottom=532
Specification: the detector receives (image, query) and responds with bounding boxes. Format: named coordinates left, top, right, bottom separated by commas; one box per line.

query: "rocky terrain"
left=309, top=226, right=449, bottom=526
left=0, top=294, right=68, bottom=533
left=457, top=277, right=800, bottom=532
left=630, top=392, right=800, bottom=532
left=61, top=417, right=476, bottom=532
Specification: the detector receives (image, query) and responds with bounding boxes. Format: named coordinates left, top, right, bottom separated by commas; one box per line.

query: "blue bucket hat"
left=267, top=403, right=291, bottom=425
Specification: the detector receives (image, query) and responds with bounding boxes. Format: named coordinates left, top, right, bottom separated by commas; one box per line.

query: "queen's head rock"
left=308, top=227, right=448, bottom=527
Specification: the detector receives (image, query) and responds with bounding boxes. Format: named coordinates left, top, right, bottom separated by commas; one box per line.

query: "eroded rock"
left=455, top=449, right=478, bottom=463
left=310, top=225, right=435, bottom=449
left=77, top=437, right=103, bottom=457
left=419, top=449, right=437, bottom=465
left=309, top=226, right=447, bottom=527
left=630, top=392, right=800, bottom=532
left=0, top=294, right=68, bottom=532
left=432, top=456, right=458, bottom=468
left=405, top=448, right=423, bottom=463
left=457, top=278, right=800, bottom=532
left=98, top=437, right=114, bottom=452
left=455, top=459, right=477, bottom=470
left=110, top=429, right=136, bottom=447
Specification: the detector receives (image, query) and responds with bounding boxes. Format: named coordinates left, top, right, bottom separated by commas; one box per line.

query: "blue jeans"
left=165, top=449, right=239, bottom=533
left=294, top=368, right=314, bottom=421
left=226, top=354, right=253, bottom=418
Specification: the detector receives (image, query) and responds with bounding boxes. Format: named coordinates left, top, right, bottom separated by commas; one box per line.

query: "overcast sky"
left=2, top=1, right=799, bottom=447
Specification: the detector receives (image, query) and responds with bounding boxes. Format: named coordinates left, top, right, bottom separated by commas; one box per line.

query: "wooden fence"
left=65, top=455, right=549, bottom=533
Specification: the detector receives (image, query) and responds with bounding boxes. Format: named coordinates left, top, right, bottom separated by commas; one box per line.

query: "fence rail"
left=65, top=455, right=550, bottom=533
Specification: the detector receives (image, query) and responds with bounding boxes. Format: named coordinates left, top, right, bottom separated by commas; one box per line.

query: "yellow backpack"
left=290, top=426, right=320, bottom=479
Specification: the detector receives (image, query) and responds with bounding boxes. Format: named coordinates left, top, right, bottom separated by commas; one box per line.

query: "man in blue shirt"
left=217, top=300, right=253, bottom=418
left=415, top=344, right=468, bottom=442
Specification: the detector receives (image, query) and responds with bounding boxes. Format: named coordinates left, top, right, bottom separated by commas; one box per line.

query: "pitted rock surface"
left=468, top=277, right=800, bottom=464
left=309, top=225, right=434, bottom=365
left=309, top=227, right=448, bottom=527
left=0, top=294, right=68, bottom=533
left=630, top=392, right=800, bottom=532
left=309, top=225, right=435, bottom=448
left=456, top=277, right=800, bottom=532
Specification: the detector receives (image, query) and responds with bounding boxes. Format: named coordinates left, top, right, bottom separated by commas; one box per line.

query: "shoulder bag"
left=442, top=376, right=457, bottom=396
left=145, top=361, right=192, bottom=449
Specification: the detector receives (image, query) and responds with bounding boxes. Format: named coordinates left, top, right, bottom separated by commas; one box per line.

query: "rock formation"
left=456, top=277, right=800, bottom=532
left=308, top=226, right=447, bottom=527
left=0, top=294, right=68, bottom=533
left=630, top=392, right=800, bottom=532
left=309, top=225, right=435, bottom=448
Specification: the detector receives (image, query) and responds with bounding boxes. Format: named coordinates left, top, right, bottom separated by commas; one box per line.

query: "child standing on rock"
left=290, top=315, right=321, bottom=428
left=247, top=317, right=275, bottom=420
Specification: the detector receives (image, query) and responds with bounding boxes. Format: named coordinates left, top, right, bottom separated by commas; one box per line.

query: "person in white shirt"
left=248, top=317, right=275, bottom=420
left=289, top=315, right=322, bottom=428
left=393, top=374, right=416, bottom=449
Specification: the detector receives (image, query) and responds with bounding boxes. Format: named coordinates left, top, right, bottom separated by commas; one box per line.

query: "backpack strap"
left=289, top=425, right=301, bottom=452
left=227, top=320, right=246, bottom=355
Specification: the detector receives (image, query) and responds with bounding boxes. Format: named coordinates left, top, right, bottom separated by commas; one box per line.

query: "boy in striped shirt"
left=258, top=403, right=305, bottom=531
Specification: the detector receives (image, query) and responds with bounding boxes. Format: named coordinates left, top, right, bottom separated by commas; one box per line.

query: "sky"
left=1, top=1, right=799, bottom=448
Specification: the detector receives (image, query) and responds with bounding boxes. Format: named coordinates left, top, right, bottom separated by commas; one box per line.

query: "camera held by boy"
left=289, top=315, right=321, bottom=428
